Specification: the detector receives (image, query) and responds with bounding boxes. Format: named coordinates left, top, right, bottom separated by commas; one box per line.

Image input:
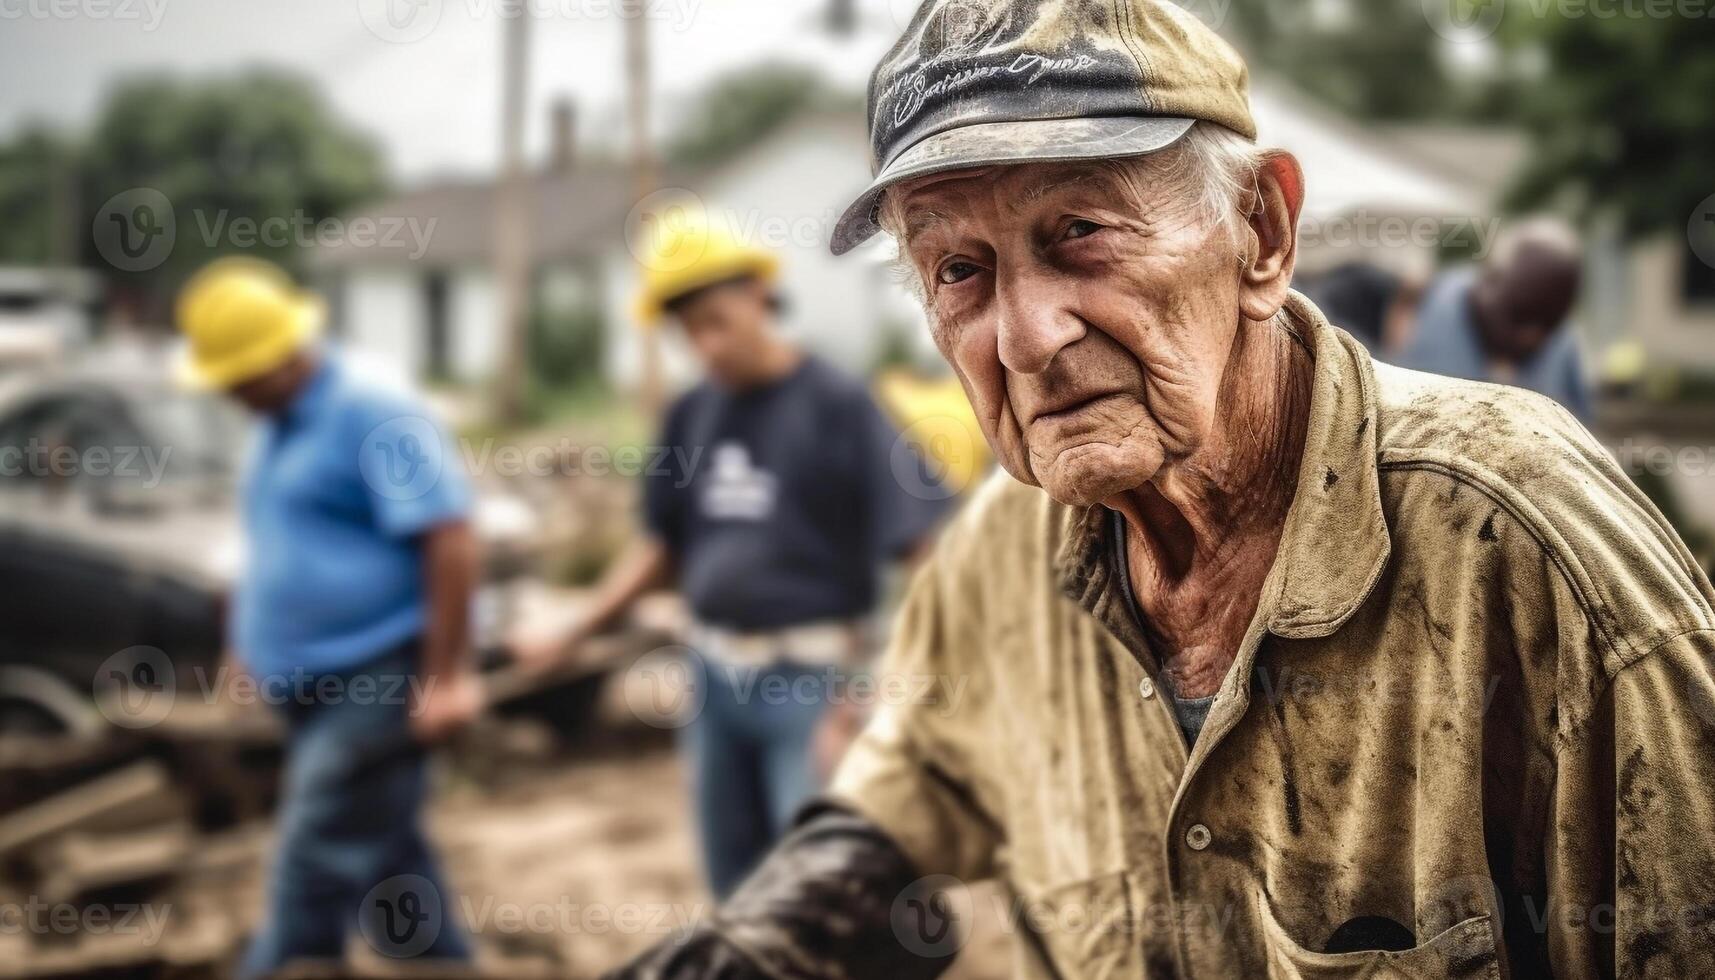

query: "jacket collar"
left=1056, top=292, right=1391, bottom=644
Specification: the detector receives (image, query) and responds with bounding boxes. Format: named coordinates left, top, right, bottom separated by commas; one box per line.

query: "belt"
left=688, top=619, right=867, bottom=667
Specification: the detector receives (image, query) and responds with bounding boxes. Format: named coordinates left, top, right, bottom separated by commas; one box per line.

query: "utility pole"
left=493, top=0, right=533, bottom=423
left=625, top=0, right=663, bottom=417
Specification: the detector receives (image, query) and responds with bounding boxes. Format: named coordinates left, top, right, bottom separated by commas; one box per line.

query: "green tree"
left=1221, top=0, right=1468, bottom=120
left=0, top=70, right=386, bottom=320
left=664, top=63, right=855, bottom=168
left=81, top=70, right=387, bottom=316
left=1491, top=12, right=1715, bottom=239
left=0, top=125, right=76, bottom=265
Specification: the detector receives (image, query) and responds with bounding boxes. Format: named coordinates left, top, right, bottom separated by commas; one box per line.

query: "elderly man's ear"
left=1237, top=150, right=1305, bottom=323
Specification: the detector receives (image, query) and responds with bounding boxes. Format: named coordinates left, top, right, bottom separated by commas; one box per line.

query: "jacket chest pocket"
left=1256, top=895, right=1502, bottom=979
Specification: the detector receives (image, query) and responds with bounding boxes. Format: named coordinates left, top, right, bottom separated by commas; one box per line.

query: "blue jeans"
left=239, top=645, right=471, bottom=979
left=681, top=654, right=834, bottom=899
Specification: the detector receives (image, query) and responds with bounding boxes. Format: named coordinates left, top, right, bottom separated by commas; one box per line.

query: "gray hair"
left=879, top=120, right=1265, bottom=305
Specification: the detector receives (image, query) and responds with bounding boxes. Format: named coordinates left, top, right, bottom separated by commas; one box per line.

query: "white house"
left=305, top=80, right=1715, bottom=390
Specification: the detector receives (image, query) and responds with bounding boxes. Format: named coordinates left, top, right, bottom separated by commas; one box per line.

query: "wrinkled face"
left=892, top=160, right=1247, bottom=507
left=671, top=277, right=777, bottom=388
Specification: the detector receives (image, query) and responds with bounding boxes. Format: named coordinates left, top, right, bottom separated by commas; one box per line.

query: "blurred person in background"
left=1293, top=260, right=1423, bottom=357
left=609, top=1, right=1715, bottom=976
left=1398, top=218, right=1592, bottom=419
left=509, top=225, right=950, bottom=899
left=175, top=258, right=481, bottom=978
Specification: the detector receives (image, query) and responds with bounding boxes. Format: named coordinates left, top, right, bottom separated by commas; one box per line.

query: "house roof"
left=1370, top=124, right=1529, bottom=203
left=307, top=163, right=654, bottom=270
left=309, top=107, right=870, bottom=272
left=309, top=91, right=1524, bottom=271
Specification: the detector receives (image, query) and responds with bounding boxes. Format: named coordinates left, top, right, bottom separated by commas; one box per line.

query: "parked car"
left=0, top=358, right=542, bottom=735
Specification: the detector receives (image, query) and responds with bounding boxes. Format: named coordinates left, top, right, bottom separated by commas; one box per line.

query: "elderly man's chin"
left=1023, top=431, right=1166, bottom=508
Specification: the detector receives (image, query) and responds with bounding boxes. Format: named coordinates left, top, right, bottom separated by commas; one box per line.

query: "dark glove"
left=604, top=803, right=958, bottom=980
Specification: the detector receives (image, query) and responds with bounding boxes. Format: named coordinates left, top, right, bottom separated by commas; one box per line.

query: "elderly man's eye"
left=936, top=260, right=982, bottom=285
left=1063, top=219, right=1103, bottom=240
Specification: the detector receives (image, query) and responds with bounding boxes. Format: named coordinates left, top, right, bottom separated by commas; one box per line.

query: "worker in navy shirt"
left=510, top=226, right=951, bottom=897
left=175, top=259, right=480, bottom=977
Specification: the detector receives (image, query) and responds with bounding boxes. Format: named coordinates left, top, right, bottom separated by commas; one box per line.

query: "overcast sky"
left=0, top=0, right=911, bottom=181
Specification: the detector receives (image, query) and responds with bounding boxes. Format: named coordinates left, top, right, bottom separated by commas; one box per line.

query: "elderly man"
left=612, top=2, right=1715, bottom=977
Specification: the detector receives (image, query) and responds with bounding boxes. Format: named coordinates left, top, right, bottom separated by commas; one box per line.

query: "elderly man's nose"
left=995, top=279, right=1084, bottom=375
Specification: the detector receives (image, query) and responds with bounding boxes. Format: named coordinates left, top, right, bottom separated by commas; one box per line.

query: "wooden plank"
left=0, top=761, right=181, bottom=859
left=35, top=822, right=194, bottom=904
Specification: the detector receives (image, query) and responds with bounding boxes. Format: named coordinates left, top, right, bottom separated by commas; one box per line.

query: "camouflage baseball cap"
left=830, top=0, right=1256, bottom=255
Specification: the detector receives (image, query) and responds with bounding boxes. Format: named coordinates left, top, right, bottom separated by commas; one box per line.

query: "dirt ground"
left=429, top=743, right=1015, bottom=979
left=0, top=719, right=1014, bottom=979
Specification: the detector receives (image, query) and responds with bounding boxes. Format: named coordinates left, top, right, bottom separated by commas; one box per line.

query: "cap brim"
left=830, top=115, right=1197, bottom=256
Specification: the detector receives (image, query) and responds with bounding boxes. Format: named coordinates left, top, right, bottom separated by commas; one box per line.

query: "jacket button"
left=1185, top=824, right=1212, bottom=851
left=1139, top=677, right=1155, bottom=699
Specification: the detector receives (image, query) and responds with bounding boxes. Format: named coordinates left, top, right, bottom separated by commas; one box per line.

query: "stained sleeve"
left=1546, top=628, right=1715, bottom=977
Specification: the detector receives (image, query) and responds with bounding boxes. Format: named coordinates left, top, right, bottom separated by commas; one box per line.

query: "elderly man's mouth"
left=1027, top=391, right=1135, bottom=429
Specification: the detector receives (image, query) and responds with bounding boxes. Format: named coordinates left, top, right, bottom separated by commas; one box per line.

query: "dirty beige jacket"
left=830, top=296, right=1715, bottom=978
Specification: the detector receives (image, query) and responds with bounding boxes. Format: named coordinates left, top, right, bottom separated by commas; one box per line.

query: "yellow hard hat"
left=875, top=369, right=991, bottom=496
left=633, top=208, right=779, bottom=326
left=174, top=257, right=323, bottom=389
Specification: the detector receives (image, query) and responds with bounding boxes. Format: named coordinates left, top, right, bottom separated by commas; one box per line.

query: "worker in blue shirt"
left=175, top=258, right=480, bottom=978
